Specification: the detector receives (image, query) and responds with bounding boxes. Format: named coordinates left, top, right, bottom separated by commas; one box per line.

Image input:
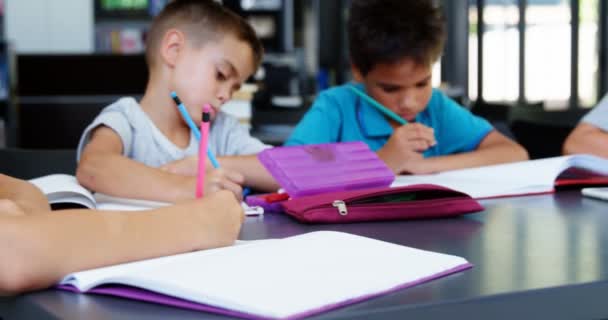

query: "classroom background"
left=0, top=0, right=606, bottom=176
left=3, top=1, right=608, bottom=319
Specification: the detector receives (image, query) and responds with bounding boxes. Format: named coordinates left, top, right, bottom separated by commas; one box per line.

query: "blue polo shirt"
left=285, top=83, right=493, bottom=158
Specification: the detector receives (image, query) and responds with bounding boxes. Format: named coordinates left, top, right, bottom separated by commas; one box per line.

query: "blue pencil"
left=347, top=85, right=408, bottom=125
left=170, top=92, right=221, bottom=168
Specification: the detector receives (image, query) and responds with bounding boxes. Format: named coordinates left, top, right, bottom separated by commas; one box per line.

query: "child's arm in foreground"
left=77, top=126, right=244, bottom=202
left=0, top=189, right=244, bottom=295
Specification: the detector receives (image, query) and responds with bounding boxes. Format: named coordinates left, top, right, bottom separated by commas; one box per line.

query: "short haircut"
left=348, top=0, right=445, bottom=76
left=145, top=0, right=263, bottom=71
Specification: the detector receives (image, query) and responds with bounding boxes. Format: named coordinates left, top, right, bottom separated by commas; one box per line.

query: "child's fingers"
left=219, top=179, right=243, bottom=202
left=223, top=170, right=246, bottom=185
left=411, top=124, right=436, bottom=145
left=408, top=139, right=432, bottom=152
left=397, top=124, right=436, bottom=146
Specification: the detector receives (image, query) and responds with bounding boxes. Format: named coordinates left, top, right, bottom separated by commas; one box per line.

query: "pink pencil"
left=195, top=104, right=212, bottom=198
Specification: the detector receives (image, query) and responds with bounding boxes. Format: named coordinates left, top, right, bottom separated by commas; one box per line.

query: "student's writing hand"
left=377, top=123, right=436, bottom=174
left=161, top=156, right=213, bottom=176
left=204, top=169, right=245, bottom=201
left=186, top=190, right=245, bottom=249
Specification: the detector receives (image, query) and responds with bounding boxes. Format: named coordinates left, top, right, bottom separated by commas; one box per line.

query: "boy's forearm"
left=77, top=153, right=192, bottom=202
left=0, top=211, right=135, bottom=294
left=218, top=155, right=280, bottom=192
left=413, top=141, right=529, bottom=174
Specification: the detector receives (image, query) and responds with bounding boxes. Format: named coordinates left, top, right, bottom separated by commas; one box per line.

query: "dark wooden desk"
left=2, top=190, right=608, bottom=319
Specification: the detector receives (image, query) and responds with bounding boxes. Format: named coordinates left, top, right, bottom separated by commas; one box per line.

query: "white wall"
left=5, top=0, right=94, bottom=53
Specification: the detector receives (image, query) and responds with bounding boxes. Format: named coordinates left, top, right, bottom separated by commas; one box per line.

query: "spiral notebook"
left=58, top=231, right=471, bottom=320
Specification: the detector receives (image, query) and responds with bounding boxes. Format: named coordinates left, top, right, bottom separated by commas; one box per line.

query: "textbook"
left=392, top=154, right=608, bottom=199
left=58, top=231, right=472, bottom=320
left=29, top=174, right=263, bottom=215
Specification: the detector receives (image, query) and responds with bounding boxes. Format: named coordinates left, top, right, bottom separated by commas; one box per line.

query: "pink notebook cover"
left=258, top=142, right=395, bottom=198
left=57, top=262, right=472, bottom=320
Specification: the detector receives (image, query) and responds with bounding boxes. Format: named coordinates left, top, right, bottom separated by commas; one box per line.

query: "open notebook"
left=29, top=174, right=263, bottom=215
left=392, top=154, right=608, bottom=199
left=58, top=231, right=471, bottom=320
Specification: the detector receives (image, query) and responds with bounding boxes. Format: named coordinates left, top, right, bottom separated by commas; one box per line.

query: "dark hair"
left=146, top=0, right=263, bottom=71
left=348, top=0, right=445, bottom=76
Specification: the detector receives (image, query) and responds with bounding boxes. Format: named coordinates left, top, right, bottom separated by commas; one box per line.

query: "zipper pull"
left=332, top=200, right=348, bottom=216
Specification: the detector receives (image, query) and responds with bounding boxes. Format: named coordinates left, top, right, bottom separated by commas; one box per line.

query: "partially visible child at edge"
left=285, top=0, right=528, bottom=174
left=77, top=0, right=279, bottom=204
left=563, top=93, right=608, bottom=158
left=0, top=173, right=243, bottom=295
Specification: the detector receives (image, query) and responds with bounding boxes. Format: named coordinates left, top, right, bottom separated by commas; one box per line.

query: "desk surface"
left=2, top=190, right=608, bottom=319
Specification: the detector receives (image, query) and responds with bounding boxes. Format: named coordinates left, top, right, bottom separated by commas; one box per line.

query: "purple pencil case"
left=258, top=142, right=395, bottom=198
left=282, top=184, right=484, bottom=224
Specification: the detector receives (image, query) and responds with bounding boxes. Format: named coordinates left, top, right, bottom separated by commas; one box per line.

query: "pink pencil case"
left=281, top=184, right=484, bottom=223
left=258, top=142, right=395, bottom=198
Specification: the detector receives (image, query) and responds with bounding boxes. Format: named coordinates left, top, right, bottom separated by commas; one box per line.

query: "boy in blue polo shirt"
left=286, top=0, right=528, bottom=174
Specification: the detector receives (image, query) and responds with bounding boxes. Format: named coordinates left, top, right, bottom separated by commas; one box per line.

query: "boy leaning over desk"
left=77, top=0, right=279, bottom=204
left=285, top=0, right=528, bottom=174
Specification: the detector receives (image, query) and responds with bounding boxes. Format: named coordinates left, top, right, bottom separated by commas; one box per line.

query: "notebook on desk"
left=391, top=154, right=608, bottom=199
left=29, top=174, right=263, bottom=215
left=57, top=231, right=472, bottom=320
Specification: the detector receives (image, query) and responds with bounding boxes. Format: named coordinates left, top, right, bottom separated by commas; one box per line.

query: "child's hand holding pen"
left=170, top=91, right=251, bottom=197
left=376, top=123, right=436, bottom=175
left=172, top=170, right=244, bottom=202
left=199, top=169, right=244, bottom=201
left=161, top=156, right=248, bottom=200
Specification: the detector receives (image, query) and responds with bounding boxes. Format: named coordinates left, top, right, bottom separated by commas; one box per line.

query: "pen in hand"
left=196, top=105, right=211, bottom=198
left=170, top=91, right=221, bottom=168
left=171, top=91, right=250, bottom=197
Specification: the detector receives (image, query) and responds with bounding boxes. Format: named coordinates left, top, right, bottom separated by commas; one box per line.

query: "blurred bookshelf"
left=91, top=0, right=306, bottom=146
left=94, top=0, right=168, bottom=54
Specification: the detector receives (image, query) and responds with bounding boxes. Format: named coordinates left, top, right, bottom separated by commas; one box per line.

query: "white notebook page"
left=60, top=231, right=468, bottom=319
